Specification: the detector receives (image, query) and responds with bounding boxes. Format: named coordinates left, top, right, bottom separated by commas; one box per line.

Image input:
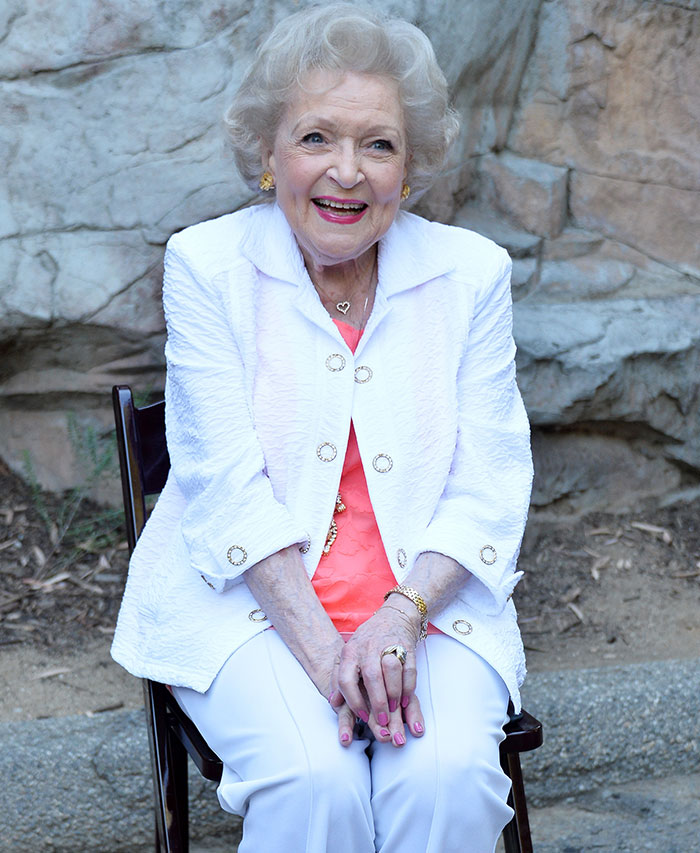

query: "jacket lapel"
left=238, top=203, right=457, bottom=349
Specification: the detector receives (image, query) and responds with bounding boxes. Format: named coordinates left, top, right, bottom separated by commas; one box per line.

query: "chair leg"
left=501, top=752, right=534, bottom=853
left=163, top=726, right=190, bottom=852
left=144, top=680, right=190, bottom=853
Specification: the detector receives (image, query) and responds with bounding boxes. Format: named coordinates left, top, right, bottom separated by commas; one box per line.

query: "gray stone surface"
left=1, top=658, right=698, bottom=851
left=515, top=291, right=700, bottom=509
left=570, top=171, right=700, bottom=276
left=478, top=152, right=569, bottom=239
left=452, top=203, right=544, bottom=259
left=519, top=658, right=700, bottom=804
left=508, top=0, right=700, bottom=270
left=526, top=772, right=700, bottom=853
left=0, top=709, right=236, bottom=852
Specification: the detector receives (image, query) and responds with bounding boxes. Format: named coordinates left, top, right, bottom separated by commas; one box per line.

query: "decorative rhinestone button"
left=316, top=442, right=337, bottom=462
left=299, top=534, right=311, bottom=554
left=325, top=353, right=346, bottom=372
left=248, top=609, right=268, bottom=622
left=479, top=545, right=497, bottom=565
left=452, top=619, right=473, bottom=635
left=354, top=365, right=373, bottom=383
left=226, top=545, right=247, bottom=566
left=372, top=453, right=393, bottom=473
left=397, top=548, right=407, bottom=568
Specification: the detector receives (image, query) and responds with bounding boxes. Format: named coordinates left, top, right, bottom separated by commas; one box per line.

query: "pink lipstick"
left=312, top=196, right=368, bottom=224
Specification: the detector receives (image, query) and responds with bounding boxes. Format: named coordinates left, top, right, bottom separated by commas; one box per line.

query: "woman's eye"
left=371, top=139, right=393, bottom=151
left=302, top=132, right=324, bottom=144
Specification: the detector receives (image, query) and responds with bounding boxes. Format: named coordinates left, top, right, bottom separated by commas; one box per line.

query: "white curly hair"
left=225, top=2, right=460, bottom=199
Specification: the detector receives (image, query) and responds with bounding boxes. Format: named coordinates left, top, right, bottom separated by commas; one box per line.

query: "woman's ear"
left=258, top=138, right=274, bottom=177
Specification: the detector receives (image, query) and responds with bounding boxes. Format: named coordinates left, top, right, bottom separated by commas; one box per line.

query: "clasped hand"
left=329, top=603, right=425, bottom=748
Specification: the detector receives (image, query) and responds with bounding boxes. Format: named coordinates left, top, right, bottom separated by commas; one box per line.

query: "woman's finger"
left=337, top=655, right=371, bottom=722
left=380, top=650, right=404, bottom=713
left=402, top=692, right=425, bottom=738
left=400, top=649, right=418, bottom=710
left=336, top=702, right=356, bottom=747
left=327, top=652, right=343, bottom=706
left=366, top=707, right=393, bottom=744
left=357, top=656, right=391, bottom=728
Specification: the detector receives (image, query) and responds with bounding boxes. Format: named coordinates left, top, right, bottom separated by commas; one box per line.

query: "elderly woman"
left=112, top=4, right=532, bottom=852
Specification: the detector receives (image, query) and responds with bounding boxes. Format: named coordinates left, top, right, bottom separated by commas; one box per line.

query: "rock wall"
left=1, top=0, right=698, bottom=512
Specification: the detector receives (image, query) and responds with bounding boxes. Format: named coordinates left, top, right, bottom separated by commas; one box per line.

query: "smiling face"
left=266, top=70, right=408, bottom=272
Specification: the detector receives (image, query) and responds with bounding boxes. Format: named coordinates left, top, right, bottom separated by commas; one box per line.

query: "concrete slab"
left=1, top=657, right=698, bottom=851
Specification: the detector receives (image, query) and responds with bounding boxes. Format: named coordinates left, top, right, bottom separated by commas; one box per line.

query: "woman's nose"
left=327, top=145, right=364, bottom=188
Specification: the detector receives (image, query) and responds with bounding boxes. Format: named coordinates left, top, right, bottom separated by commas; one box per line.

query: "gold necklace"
left=322, top=493, right=346, bottom=556
left=313, top=253, right=378, bottom=328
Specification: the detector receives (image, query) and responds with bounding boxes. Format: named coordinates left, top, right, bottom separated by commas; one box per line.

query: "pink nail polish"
left=357, top=710, right=369, bottom=723
left=328, top=691, right=337, bottom=704
left=380, top=728, right=390, bottom=737
left=389, top=698, right=398, bottom=712
left=378, top=712, right=389, bottom=726
left=393, top=732, right=406, bottom=746
left=401, top=695, right=410, bottom=709
left=340, top=732, right=350, bottom=744
left=413, top=722, right=424, bottom=734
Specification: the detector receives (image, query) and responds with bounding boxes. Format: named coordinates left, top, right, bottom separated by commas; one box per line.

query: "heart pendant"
left=336, top=301, right=350, bottom=315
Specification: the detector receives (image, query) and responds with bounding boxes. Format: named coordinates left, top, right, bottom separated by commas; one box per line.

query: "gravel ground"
left=2, top=456, right=700, bottom=720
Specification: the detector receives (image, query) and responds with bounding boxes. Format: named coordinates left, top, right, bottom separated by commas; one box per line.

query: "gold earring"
left=401, top=183, right=411, bottom=201
left=259, top=171, right=275, bottom=191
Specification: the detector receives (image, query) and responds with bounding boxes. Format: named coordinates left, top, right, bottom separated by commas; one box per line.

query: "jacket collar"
left=239, top=202, right=456, bottom=297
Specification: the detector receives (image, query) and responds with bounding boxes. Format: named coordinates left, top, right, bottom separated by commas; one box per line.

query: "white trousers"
left=173, top=630, right=513, bottom=853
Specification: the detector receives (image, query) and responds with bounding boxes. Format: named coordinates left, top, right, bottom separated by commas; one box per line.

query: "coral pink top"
left=312, top=319, right=439, bottom=636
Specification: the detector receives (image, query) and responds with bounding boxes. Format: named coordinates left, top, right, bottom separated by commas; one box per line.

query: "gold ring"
left=381, top=644, right=407, bottom=665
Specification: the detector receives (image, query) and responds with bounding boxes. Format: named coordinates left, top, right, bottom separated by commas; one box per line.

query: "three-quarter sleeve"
left=162, top=238, right=307, bottom=592
left=417, top=253, right=533, bottom=615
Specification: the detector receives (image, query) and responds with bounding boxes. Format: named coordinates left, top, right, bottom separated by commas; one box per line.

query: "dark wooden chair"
left=112, top=383, right=543, bottom=853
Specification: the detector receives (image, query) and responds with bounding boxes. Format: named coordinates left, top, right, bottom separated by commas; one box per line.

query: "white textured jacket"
left=111, top=203, right=533, bottom=709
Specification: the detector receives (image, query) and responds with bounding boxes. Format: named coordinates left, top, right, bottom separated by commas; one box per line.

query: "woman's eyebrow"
left=291, top=114, right=403, bottom=137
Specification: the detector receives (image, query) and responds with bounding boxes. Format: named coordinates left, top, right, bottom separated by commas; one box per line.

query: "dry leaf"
left=66, top=576, right=104, bottom=595
left=97, top=554, right=111, bottom=571
left=630, top=521, right=672, bottom=545
left=591, top=556, right=610, bottom=581
left=0, top=539, right=19, bottom=552
left=32, top=667, right=71, bottom=680
left=43, top=572, right=71, bottom=586
left=567, top=602, right=585, bottom=623
left=22, top=572, right=71, bottom=590
left=31, top=545, right=46, bottom=568
left=562, top=587, right=582, bottom=604
left=86, top=701, right=124, bottom=717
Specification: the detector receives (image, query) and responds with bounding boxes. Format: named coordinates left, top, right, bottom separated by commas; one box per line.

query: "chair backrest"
left=112, top=385, right=169, bottom=553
